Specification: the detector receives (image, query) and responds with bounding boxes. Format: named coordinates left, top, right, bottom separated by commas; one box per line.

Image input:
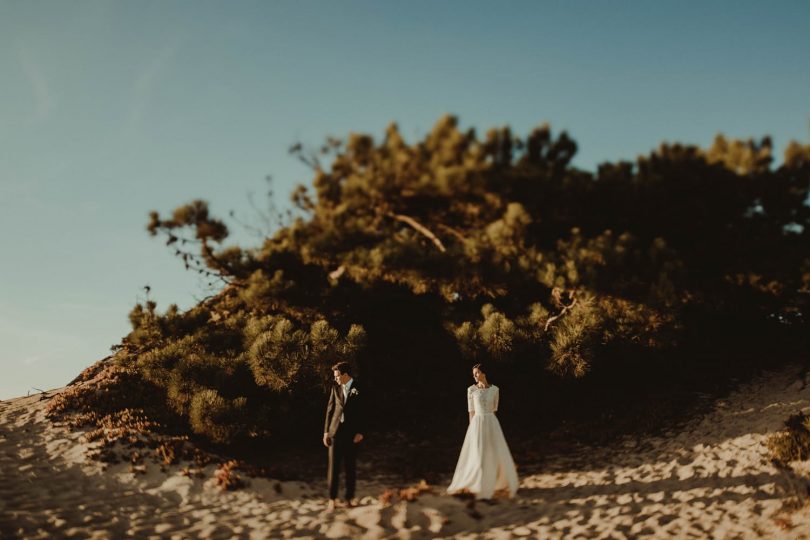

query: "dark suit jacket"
left=324, top=380, right=366, bottom=438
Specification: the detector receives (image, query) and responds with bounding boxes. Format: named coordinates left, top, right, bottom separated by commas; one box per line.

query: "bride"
left=447, top=363, right=519, bottom=499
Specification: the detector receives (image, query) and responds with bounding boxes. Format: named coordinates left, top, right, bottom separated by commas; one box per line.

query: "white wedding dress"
left=447, top=385, right=519, bottom=499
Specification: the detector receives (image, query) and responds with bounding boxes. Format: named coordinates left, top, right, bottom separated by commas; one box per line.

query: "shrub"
left=548, top=296, right=605, bottom=377
left=768, top=412, right=810, bottom=464
left=46, top=362, right=163, bottom=420
left=55, top=116, right=810, bottom=459
left=478, top=305, right=517, bottom=361
left=242, top=315, right=279, bottom=347
left=125, top=302, right=210, bottom=350
left=188, top=389, right=247, bottom=444
left=136, top=335, right=198, bottom=385
left=248, top=318, right=307, bottom=390
left=308, top=319, right=340, bottom=361
left=452, top=321, right=480, bottom=359
left=215, top=460, right=246, bottom=490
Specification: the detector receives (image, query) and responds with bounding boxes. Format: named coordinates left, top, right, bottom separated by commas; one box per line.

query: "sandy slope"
left=3, top=366, right=810, bottom=539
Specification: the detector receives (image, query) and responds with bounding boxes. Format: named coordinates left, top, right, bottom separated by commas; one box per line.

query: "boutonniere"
left=350, top=388, right=359, bottom=397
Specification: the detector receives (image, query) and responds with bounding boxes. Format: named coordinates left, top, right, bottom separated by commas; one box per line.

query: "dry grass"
left=215, top=460, right=246, bottom=491
left=767, top=412, right=810, bottom=464
left=378, top=480, right=435, bottom=506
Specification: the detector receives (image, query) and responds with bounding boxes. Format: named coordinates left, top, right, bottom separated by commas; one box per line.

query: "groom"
left=323, top=361, right=365, bottom=512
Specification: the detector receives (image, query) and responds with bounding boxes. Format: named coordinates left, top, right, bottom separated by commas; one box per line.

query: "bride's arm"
left=468, top=387, right=475, bottom=422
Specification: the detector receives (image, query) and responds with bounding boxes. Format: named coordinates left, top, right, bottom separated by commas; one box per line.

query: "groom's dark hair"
left=331, top=361, right=352, bottom=376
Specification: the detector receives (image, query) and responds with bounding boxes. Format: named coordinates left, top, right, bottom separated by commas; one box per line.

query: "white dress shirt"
left=341, top=378, right=353, bottom=422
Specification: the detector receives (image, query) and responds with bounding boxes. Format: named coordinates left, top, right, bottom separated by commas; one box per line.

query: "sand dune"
left=3, top=366, right=810, bottom=538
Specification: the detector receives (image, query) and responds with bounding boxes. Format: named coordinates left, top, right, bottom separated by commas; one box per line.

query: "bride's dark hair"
left=472, top=362, right=489, bottom=377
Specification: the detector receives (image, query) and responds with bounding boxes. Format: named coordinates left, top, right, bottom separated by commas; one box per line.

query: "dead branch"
left=329, top=265, right=346, bottom=280
left=389, top=213, right=446, bottom=253
left=545, top=298, right=578, bottom=332
left=437, top=224, right=467, bottom=243
left=200, top=242, right=238, bottom=283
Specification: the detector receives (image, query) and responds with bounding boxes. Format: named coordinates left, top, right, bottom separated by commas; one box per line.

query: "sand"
left=3, top=366, right=810, bottom=539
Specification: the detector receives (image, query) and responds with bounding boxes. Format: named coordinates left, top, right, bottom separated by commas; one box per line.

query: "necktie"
left=340, top=384, right=346, bottom=423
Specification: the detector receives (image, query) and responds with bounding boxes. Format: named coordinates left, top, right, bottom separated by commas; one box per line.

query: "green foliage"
left=706, top=134, right=773, bottom=176
left=125, top=302, right=210, bottom=351
left=448, top=301, right=551, bottom=363
left=548, top=296, right=605, bottom=377
left=247, top=317, right=367, bottom=391
left=452, top=321, right=480, bottom=359
left=478, top=305, right=517, bottom=361
left=249, top=318, right=308, bottom=391
left=238, top=269, right=295, bottom=310
left=136, top=335, right=197, bottom=385
left=485, top=203, right=532, bottom=260
left=146, top=200, right=257, bottom=283
left=189, top=389, right=248, bottom=444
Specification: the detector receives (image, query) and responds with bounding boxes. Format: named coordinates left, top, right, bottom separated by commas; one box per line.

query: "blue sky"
left=1, top=0, right=808, bottom=399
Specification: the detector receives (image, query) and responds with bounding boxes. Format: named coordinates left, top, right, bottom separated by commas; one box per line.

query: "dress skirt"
left=447, top=412, right=518, bottom=499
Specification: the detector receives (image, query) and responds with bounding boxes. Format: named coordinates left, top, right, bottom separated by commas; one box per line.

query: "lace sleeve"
left=467, top=386, right=474, bottom=412
left=493, top=386, right=499, bottom=412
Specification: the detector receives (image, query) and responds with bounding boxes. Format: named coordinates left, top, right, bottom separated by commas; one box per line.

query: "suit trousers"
left=328, top=428, right=357, bottom=500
